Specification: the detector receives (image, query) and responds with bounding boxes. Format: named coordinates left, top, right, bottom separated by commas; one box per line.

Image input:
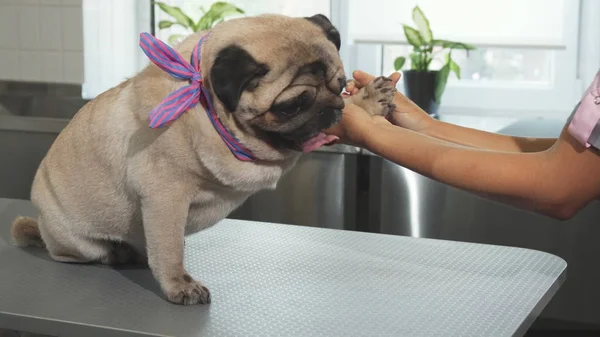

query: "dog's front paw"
left=347, top=76, right=397, bottom=116
left=163, top=273, right=211, bottom=305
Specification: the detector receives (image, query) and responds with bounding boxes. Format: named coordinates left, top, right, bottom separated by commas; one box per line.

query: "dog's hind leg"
left=37, top=215, right=140, bottom=265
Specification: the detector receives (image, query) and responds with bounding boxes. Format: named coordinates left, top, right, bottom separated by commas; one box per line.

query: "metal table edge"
left=0, top=199, right=569, bottom=337
left=0, top=311, right=170, bottom=337
left=511, top=267, right=567, bottom=337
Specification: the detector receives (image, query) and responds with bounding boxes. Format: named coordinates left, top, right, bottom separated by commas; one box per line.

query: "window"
left=344, top=0, right=589, bottom=119
left=154, top=0, right=330, bottom=43
left=382, top=46, right=554, bottom=84
left=154, top=0, right=330, bottom=45
left=82, top=0, right=330, bottom=99
left=82, top=0, right=599, bottom=120
left=82, top=0, right=151, bottom=99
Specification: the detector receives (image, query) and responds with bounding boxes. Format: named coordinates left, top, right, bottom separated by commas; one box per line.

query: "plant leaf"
left=154, top=1, right=194, bottom=29
left=394, top=56, right=406, bottom=71
left=210, top=2, right=245, bottom=15
left=409, top=52, right=422, bottom=70
left=195, top=2, right=244, bottom=31
left=168, top=34, right=184, bottom=45
left=195, top=14, right=214, bottom=31
left=412, top=6, right=433, bottom=43
left=403, top=25, right=423, bottom=48
left=450, top=60, right=461, bottom=79
left=446, top=53, right=461, bottom=79
left=433, top=39, right=476, bottom=50
left=434, top=64, right=451, bottom=103
left=158, top=20, right=175, bottom=29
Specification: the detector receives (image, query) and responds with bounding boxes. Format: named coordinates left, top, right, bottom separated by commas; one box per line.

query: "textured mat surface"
left=0, top=199, right=566, bottom=337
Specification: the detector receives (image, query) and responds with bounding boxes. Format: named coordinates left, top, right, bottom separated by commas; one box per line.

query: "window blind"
left=348, top=0, right=568, bottom=49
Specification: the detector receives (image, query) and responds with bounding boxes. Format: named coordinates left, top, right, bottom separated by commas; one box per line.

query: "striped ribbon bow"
left=138, top=32, right=255, bottom=162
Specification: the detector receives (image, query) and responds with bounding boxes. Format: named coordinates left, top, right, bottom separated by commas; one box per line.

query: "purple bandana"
left=138, top=32, right=255, bottom=162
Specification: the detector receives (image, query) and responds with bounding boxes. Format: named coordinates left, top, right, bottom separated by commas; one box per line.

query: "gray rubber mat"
left=0, top=198, right=566, bottom=337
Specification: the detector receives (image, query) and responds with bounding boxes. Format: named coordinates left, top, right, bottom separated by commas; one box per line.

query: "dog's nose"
left=337, top=76, right=347, bottom=93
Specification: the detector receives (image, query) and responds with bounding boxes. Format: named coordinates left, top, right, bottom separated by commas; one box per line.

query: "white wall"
left=0, top=0, right=84, bottom=84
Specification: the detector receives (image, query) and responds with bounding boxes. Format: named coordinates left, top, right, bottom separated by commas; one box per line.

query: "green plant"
left=394, top=6, right=476, bottom=103
left=155, top=1, right=244, bottom=45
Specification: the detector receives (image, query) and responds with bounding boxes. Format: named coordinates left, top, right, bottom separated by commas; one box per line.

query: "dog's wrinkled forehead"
left=204, top=14, right=341, bottom=71
left=202, top=14, right=344, bottom=113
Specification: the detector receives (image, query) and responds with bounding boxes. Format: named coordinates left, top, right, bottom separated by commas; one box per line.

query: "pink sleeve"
left=567, top=70, right=600, bottom=148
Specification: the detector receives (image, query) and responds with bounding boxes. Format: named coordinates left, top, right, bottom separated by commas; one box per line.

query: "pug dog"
left=10, top=14, right=396, bottom=305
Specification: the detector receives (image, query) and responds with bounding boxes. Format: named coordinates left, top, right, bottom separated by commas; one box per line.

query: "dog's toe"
left=164, top=274, right=211, bottom=305
left=345, top=75, right=397, bottom=116
left=365, top=76, right=397, bottom=116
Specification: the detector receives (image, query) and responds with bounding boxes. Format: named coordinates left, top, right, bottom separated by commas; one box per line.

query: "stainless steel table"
left=0, top=198, right=566, bottom=337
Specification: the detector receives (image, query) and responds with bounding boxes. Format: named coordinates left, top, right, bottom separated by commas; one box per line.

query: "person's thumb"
left=353, top=70, right=402, bottom=87
left=352, top=70, right=377, bottom=86
left=388, top=72, right=401, bottom=86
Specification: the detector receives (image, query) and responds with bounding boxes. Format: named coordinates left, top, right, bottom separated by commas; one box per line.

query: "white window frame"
left=334, top=0, right=600, bottom=120
left=578, top=0, right=600, bottom=89
left=84, top=0, right=600, bottom=120
left=82, top=0, right=151, bottom=100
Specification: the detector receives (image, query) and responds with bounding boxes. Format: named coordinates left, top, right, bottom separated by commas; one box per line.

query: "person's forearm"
left=421, top=119, right=557, bottom=153
left=362, top=124, right=571, bottom=218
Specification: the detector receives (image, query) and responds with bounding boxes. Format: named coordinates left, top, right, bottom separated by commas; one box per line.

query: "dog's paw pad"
left=351, top=76, right=397, bottom=116
left=165, top=274, right=211, bottom=305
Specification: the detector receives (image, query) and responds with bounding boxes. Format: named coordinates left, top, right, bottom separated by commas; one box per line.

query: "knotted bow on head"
left=138, top=32, right=255, bottom=162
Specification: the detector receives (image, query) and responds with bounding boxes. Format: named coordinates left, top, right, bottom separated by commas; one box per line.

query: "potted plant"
left=393, top=6, right=475, bottom=118
left=154, top=1, right=244, bottom=45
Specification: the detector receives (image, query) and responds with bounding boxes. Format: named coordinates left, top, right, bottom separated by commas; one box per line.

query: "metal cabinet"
left=229, top=146, right=360, bottom=230
left=0, top=117, right=64, bottom=200
left=364, top=118, right=600, bottom=331
left=0, top=113, right=360, bottom=232
left=3, top=103, right=600, bottom=332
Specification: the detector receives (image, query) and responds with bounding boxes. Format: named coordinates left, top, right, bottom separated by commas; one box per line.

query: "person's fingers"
left=352, top=70, right=377, bottom=87
left=353, top=70, right=401, bottom=89
left=345, top=80, right=362, bottom=95
left=345, top=79, right=360, bottom=91
left=388, top=72, right=401, bottom=86
left=344, top=80, right=356, bottom=93
left=344, top=80, right=353, bottom=91
left=323, top=122, right=343, bottom=138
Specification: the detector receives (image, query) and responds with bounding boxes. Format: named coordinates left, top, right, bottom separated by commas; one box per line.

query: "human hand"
left=345, top=70, right=434, bottom=132
left=324, top=103, right=391, bottom=147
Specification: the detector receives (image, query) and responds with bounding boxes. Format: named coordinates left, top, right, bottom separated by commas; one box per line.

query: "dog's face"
left=205, top=14, right=346, bottom=152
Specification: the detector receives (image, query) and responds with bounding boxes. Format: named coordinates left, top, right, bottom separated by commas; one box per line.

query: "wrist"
left=358, top=121, right=397, bottom=150
left=419, top=116, right=441, bottom=135
left=354, top=122, right=377, bottom=148
left=389, top=102, right=436, bottom=132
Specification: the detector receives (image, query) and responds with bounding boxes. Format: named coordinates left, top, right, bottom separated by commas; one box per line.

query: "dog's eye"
left=300, top=62, right=326, bottom=77
left=297, top=91, right=311, bottom=106
left=290, top=106, right=302, bottom=115
left=272, top=91, right=312, bottom=116
left=289, top=91, right=311, bottom=114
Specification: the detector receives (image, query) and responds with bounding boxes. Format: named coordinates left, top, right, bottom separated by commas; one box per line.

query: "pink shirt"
left=567, top=70, right=600, bottom=148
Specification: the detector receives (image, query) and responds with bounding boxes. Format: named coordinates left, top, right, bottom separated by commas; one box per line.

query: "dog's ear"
left=209, top=45, right=269, bottom=112
left=305, top=14, right=341, bottom=51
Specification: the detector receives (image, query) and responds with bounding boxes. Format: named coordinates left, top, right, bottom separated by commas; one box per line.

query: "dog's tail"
left=11, top=216, right=45, bottom=248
